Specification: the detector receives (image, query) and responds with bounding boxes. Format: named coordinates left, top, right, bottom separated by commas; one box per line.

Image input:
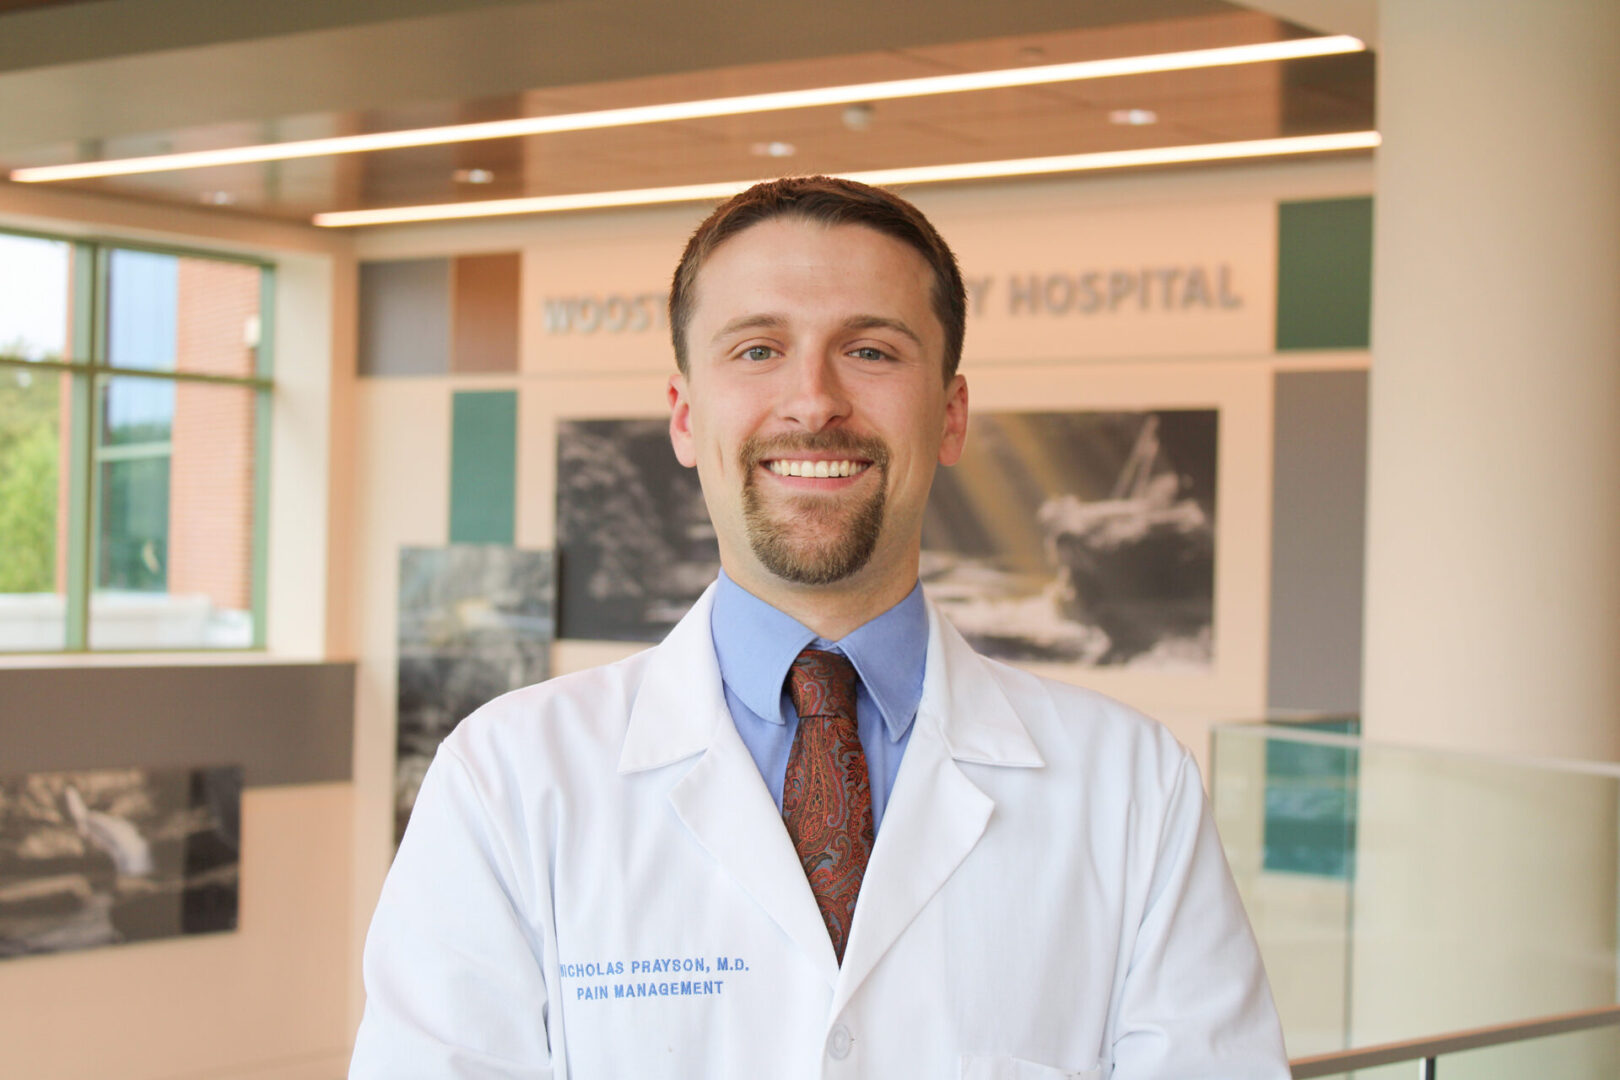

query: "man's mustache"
left=740, top=430, right=891, bottom=470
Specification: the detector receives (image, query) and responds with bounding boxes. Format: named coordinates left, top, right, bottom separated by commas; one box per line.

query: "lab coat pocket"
left=959, top=1055, right=1104, bottom=1080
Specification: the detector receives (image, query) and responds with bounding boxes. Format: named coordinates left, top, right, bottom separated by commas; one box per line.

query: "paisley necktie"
left=782, top=648, right=873, bottom=965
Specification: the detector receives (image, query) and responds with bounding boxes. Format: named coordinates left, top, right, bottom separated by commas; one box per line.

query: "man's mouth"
left=764, top=459, right=871, bottom=479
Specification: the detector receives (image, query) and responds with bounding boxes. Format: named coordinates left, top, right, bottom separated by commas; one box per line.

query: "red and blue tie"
left=782, top=648, right=873, bottom=965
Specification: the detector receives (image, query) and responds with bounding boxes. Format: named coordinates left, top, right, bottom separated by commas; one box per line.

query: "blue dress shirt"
left=709, top=570, right=927, bottom=832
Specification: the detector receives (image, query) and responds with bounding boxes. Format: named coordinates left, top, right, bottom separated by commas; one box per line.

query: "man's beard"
left=739, top=430, right=890, bottom=586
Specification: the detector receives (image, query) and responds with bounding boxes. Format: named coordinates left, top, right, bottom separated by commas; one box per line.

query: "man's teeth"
left=767, top=459, right=868, bottom=478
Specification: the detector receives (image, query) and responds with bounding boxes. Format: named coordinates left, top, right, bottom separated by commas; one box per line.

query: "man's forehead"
left=690, top=219, right=935, bottom=313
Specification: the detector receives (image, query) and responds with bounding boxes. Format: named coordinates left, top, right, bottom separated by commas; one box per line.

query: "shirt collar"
left=710, top=569, right=928, bottom=743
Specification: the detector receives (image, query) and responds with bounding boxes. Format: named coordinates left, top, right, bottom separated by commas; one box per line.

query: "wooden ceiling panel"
left=0, top=4, right=1373, bottom=222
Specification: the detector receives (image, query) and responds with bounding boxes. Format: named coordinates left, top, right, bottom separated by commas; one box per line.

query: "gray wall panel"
left=0, top=662, right=354, bottom=786
left=1268, top=370, right=1368, bottom=713
left=359, top=258, right=451, bottom=376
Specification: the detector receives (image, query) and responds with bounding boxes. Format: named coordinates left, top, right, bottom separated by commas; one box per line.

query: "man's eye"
left=851, top=346, right=890, bottom=361
left=743, top=345, right=774, bottom=361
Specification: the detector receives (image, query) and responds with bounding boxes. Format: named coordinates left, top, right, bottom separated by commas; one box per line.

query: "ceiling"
left=0, top=0, right=1375, bottom=226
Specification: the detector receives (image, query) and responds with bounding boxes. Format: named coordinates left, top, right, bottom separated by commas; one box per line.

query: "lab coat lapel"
left=619, top=584, right=840, bottom=988
left=831, top=600, right=1044, bottom=1017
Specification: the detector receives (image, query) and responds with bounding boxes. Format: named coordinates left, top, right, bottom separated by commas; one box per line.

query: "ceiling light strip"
left=311, top=131, right=1380, bottom=227
left=10, top=35, right=1365, bottom=183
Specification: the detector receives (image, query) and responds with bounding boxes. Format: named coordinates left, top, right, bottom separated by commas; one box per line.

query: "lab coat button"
left=827, top=1023, right=853, bottom=1060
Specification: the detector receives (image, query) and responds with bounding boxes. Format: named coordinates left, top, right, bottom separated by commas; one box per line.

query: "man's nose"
left=779, top=353, right=852, bottom=432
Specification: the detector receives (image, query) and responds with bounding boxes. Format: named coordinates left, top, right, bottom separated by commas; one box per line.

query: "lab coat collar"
left=618, top=580, right=1045, bottom=774
left=918, top=597, right=1046, bottom=770
left=617, top=581, right=728, bottom=774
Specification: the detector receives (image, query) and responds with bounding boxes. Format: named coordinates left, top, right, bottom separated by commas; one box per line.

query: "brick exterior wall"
left=41, top=251, right=262, bottom=634
left=167, top=258, right=258, bottom=611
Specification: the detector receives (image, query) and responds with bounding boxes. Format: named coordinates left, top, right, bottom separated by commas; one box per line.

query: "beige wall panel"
left=347, top=378, right=452, bottom=1031
left=552, top=637, right=649, bottom=675
left=520, top=230, right=689, bottom=376
left=514, top=191, right=1276, bottom=376
left=0, top=783, right=353, bottom=1080
left=267, top=251, right=343, bottom=659
left=932, top=199, right=1276, bottom=364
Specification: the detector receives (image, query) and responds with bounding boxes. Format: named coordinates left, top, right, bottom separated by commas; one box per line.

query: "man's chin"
left=745, top=511, right=884, bottom=587
left=740, top=467, right=888, bottom=587
left=752, top=542, right=871, bottom=587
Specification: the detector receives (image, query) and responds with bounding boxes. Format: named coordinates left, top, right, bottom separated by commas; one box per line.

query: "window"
left=0, top=230, right=271, bottom=651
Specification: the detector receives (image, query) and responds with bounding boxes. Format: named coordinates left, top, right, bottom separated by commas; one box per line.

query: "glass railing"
left=1290, top=1004, right=1620, bottom=1078
left=1211, top=720, right=1620, bottom=1077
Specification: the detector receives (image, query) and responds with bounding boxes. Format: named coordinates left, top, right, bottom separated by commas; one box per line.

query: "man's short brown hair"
left=669, top=176, right=966, bottom=381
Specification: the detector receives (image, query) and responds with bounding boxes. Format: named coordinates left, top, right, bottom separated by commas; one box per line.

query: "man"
left=351, top=177, right=1289, bottom=1078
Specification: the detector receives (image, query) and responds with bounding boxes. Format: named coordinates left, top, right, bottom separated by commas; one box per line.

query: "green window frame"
left=0, top=228, right=274, bottom=652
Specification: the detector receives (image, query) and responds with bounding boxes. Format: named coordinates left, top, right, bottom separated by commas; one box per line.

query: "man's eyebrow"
left=708, top=313, right=924, bottom=348
left=710, top=313, right=788, bottom=344
left=841, top=315, right=922, bottom=348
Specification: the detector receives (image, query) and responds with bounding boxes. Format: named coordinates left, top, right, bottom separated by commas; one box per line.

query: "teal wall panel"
left=1276, top=197, right=1374, bottom=351
left=449, top=390, right=518, bottom=544
left=1263, top=718, right=1360, bottom=879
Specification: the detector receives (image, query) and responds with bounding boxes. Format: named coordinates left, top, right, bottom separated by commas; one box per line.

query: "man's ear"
left=938, top=374, right=968, bottom=466
left=668, top=373, right=698, bottom=468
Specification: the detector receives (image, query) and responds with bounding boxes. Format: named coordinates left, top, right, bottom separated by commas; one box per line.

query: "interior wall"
left=345, top=156, right=1374, bottom=1037
left=0, top=156, right=1377, bottom=1072
left=0, top=183, right=359, bottom=1080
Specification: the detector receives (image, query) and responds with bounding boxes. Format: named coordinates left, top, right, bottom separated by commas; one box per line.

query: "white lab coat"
left=351, top=584, right=1289, bottom=1079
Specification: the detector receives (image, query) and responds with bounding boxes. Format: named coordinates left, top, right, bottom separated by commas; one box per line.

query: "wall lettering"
left=543, top=293, right=669, bottom=335
left=541, top=265, right=1242, bottom=337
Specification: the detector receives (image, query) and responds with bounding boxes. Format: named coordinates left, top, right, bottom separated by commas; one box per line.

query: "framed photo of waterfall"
left=922, top=409, right=1217, bottom=672
left=0, top=764, right=241, bottom=959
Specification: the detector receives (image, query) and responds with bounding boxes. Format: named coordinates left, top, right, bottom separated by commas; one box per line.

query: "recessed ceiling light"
left=1109, top=108, right=1159, bottom=126
left=311, top=131, right=1380, bottom=228
left=199, top=190, right=235, bottom=205
left=452, top=168, right=496, bottom=184
left=749, top=141, right=797, bottom=158
left=842, top=103, right=875, bottom=132
left=11, top=35, right=1367, bottom=183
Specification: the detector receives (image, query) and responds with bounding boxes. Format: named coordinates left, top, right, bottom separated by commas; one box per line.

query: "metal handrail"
left=1289, top=1004, right=1620, bottom=1078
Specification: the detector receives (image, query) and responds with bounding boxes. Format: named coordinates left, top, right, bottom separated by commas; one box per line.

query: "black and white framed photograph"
left=396, top=545, right=554, bottom=844
left=0, top=764, right=241, bottom=960
left=922, top=409, right=1217, bottom=669
left=552, top=410, right=1215, bottom=669
left=555, top=418, right=718, bottom=642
